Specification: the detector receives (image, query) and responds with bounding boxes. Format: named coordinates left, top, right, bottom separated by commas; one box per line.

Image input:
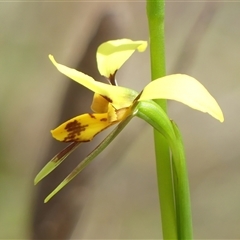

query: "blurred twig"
left=172, top=2, right=219, bottom=73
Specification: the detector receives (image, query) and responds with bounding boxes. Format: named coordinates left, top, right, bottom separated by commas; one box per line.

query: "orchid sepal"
left=97, top=39, right=148, bottom=78
left=49, top=55, right=138, bottom=110
left=139, top=74, right=224, bottom=122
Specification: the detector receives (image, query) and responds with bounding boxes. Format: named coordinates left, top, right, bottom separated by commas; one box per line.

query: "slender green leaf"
left=34, top=142, right=81, bottom=185
left=171, top=122, right=193, bottom=239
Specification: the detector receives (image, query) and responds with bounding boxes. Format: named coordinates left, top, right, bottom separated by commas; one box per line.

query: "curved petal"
left=51, top=113, right=115, bottom=142
left=139, top=74, right=224, bottom=122
left=49, top=55, right=138, bottom=109
left=97, top=39, right=147, bottom=78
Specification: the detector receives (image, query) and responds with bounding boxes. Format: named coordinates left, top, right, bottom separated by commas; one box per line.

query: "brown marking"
left=88, top=113, right=96, bottom=119
left=108, top=70, right=118, bottom=86
left=102, top=95, right=113, bottom=103
left=53, top=142, right=81, bottom=162
left=133, top=90, right=143, bottom=103
left=63, top=120, right=88, bottom=142
left=100, top=118, right=107, bottom=122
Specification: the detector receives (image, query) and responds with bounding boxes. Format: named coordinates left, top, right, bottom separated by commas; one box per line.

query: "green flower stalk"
left=147, top=0, right=178, bottom=235
left=146, top=0, right=191, bottom=238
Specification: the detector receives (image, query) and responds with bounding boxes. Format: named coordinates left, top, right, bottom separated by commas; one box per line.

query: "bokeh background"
left=1, top=1, right=240, bottom=239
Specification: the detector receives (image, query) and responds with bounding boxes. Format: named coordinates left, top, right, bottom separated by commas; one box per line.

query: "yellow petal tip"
left=218, top=112, right=224, bottom=123
left=48, top=54, right=56, bottom=65
left=137, top=41, right=148, bottom=52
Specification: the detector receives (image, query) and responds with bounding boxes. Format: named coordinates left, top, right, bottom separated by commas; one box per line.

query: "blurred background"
left=1, top=1, right=240, bottom=239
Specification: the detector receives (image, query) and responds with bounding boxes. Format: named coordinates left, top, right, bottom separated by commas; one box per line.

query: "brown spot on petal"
left=100, top=118, right=107, bottom=122
left=64, top=120, right=88, bottom=142
left=88, top=113, right=96, bottom=119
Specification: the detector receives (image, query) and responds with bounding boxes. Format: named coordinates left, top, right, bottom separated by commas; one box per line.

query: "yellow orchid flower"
left=35, top=39, right=224, bottom=202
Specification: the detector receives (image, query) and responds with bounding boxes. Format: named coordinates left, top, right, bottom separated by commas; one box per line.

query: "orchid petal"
left=49, top=55, right=138, bottom=109
left=51, top=113, right=115, bottom=142
left=139, top=74, right=224, bottom=122
left=97, top=39, right=147, bottom=78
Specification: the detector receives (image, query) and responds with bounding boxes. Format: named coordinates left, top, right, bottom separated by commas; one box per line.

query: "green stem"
left=146, top=0, right=178, bottom=239
left=135, top=100, right=193, bottom=239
